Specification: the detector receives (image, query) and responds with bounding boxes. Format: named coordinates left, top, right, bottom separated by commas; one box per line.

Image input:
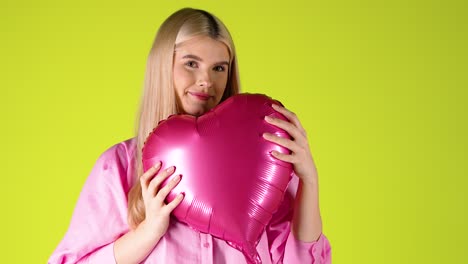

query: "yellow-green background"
left=2, top=0, right=467, bottom=263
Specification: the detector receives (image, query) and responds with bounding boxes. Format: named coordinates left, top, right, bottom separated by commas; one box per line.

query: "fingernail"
left=167, top=166, right=175, bottom=173
left=272, top=104, right=279, bottom=109
left=265, top=116, right=272, bottom=121
left=172, top=174, right=181, bottom=182
left=153, top=161, right=161, bottom=169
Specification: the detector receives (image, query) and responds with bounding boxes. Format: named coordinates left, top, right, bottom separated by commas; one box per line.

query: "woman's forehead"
left=174, top=36, right=230, bottom=60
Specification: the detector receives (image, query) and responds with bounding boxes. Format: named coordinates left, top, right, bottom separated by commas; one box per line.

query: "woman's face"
left=173, top=35, right=230, bottom=116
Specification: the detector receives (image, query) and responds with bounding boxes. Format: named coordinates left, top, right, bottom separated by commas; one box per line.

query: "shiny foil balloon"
left=142, top=93, right=293, bottom=264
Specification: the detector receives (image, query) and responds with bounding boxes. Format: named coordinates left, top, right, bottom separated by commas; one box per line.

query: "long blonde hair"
left=127, top=8, right=240, bottom=229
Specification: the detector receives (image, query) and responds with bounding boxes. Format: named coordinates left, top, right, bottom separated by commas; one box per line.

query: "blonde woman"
left=48, top=8, right=331, bottom=264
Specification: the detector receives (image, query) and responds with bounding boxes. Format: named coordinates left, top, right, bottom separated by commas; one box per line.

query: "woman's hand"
left=139, top=162, right=184, bottom=240
left=114, top=162, right=184, bottom=264
left=263, top=104, right=323, bottom=242
left=263, top=104, right=318, bottom=185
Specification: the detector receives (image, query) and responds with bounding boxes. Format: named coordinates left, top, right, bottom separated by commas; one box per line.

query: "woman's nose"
left=196, top=71, right=213, bottom=88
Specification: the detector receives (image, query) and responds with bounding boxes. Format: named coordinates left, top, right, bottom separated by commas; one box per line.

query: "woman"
left=48, top=8, right=331, bottom=264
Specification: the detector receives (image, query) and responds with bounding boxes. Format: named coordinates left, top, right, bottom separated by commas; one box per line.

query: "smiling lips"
left=189, top=91, right=212, bottom=101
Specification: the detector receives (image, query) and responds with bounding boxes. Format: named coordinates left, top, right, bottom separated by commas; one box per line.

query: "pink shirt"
left=48, top=138, right=331, bottom=263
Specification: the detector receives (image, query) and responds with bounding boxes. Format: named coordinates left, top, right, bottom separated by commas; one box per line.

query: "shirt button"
left=203, top=242, right=210, bottom=248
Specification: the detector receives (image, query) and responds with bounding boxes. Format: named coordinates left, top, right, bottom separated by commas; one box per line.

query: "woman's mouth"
left=189, top=92, right=212, bottom=101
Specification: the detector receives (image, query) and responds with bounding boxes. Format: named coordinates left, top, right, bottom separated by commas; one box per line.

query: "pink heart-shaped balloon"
left=142, top=93, right=293, bottom=263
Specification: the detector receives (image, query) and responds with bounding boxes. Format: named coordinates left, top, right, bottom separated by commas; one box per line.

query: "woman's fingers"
left=155, top=174, right=181, bottom=204
left=271, top=150, right=296, bottom=163
left=263, top=132, right=299, bottom=152
left=146, top=166, right=176, bottom=197
left=271, top=104, right=307, bottom=136
left=140, top=161, right=162, bottom=192
left=164, top=193, right=185, bottom=213
left=264, top=116, right=306, bottom=144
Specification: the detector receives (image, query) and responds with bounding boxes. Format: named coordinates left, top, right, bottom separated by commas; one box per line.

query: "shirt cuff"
left=285, top=232, right=331, bottom=263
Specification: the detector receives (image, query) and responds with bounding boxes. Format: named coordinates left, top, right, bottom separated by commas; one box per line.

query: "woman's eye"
left=214, top=65, right=226, bottom=72
left=185, top=61, right=198, bottom=68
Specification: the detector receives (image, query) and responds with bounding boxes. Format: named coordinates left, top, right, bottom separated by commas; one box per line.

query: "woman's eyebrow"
left=182, top=54, right=229, bottom=66
left=182, top=54, right=203, bottom=61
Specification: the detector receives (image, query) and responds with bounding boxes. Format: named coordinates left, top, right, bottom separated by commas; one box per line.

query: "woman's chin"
left=181, top=107, right=208, bottom=117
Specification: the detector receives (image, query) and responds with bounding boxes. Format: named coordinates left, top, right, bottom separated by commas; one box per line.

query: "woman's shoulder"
left=98, top=137, right=137, bottom=163
left=90, top=138, right=137, bottom=188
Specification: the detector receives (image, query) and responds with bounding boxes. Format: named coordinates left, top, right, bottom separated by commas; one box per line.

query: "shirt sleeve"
left=266, top=176, right=332, bottom=264
left=48, top=141, right=134, bottom=264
